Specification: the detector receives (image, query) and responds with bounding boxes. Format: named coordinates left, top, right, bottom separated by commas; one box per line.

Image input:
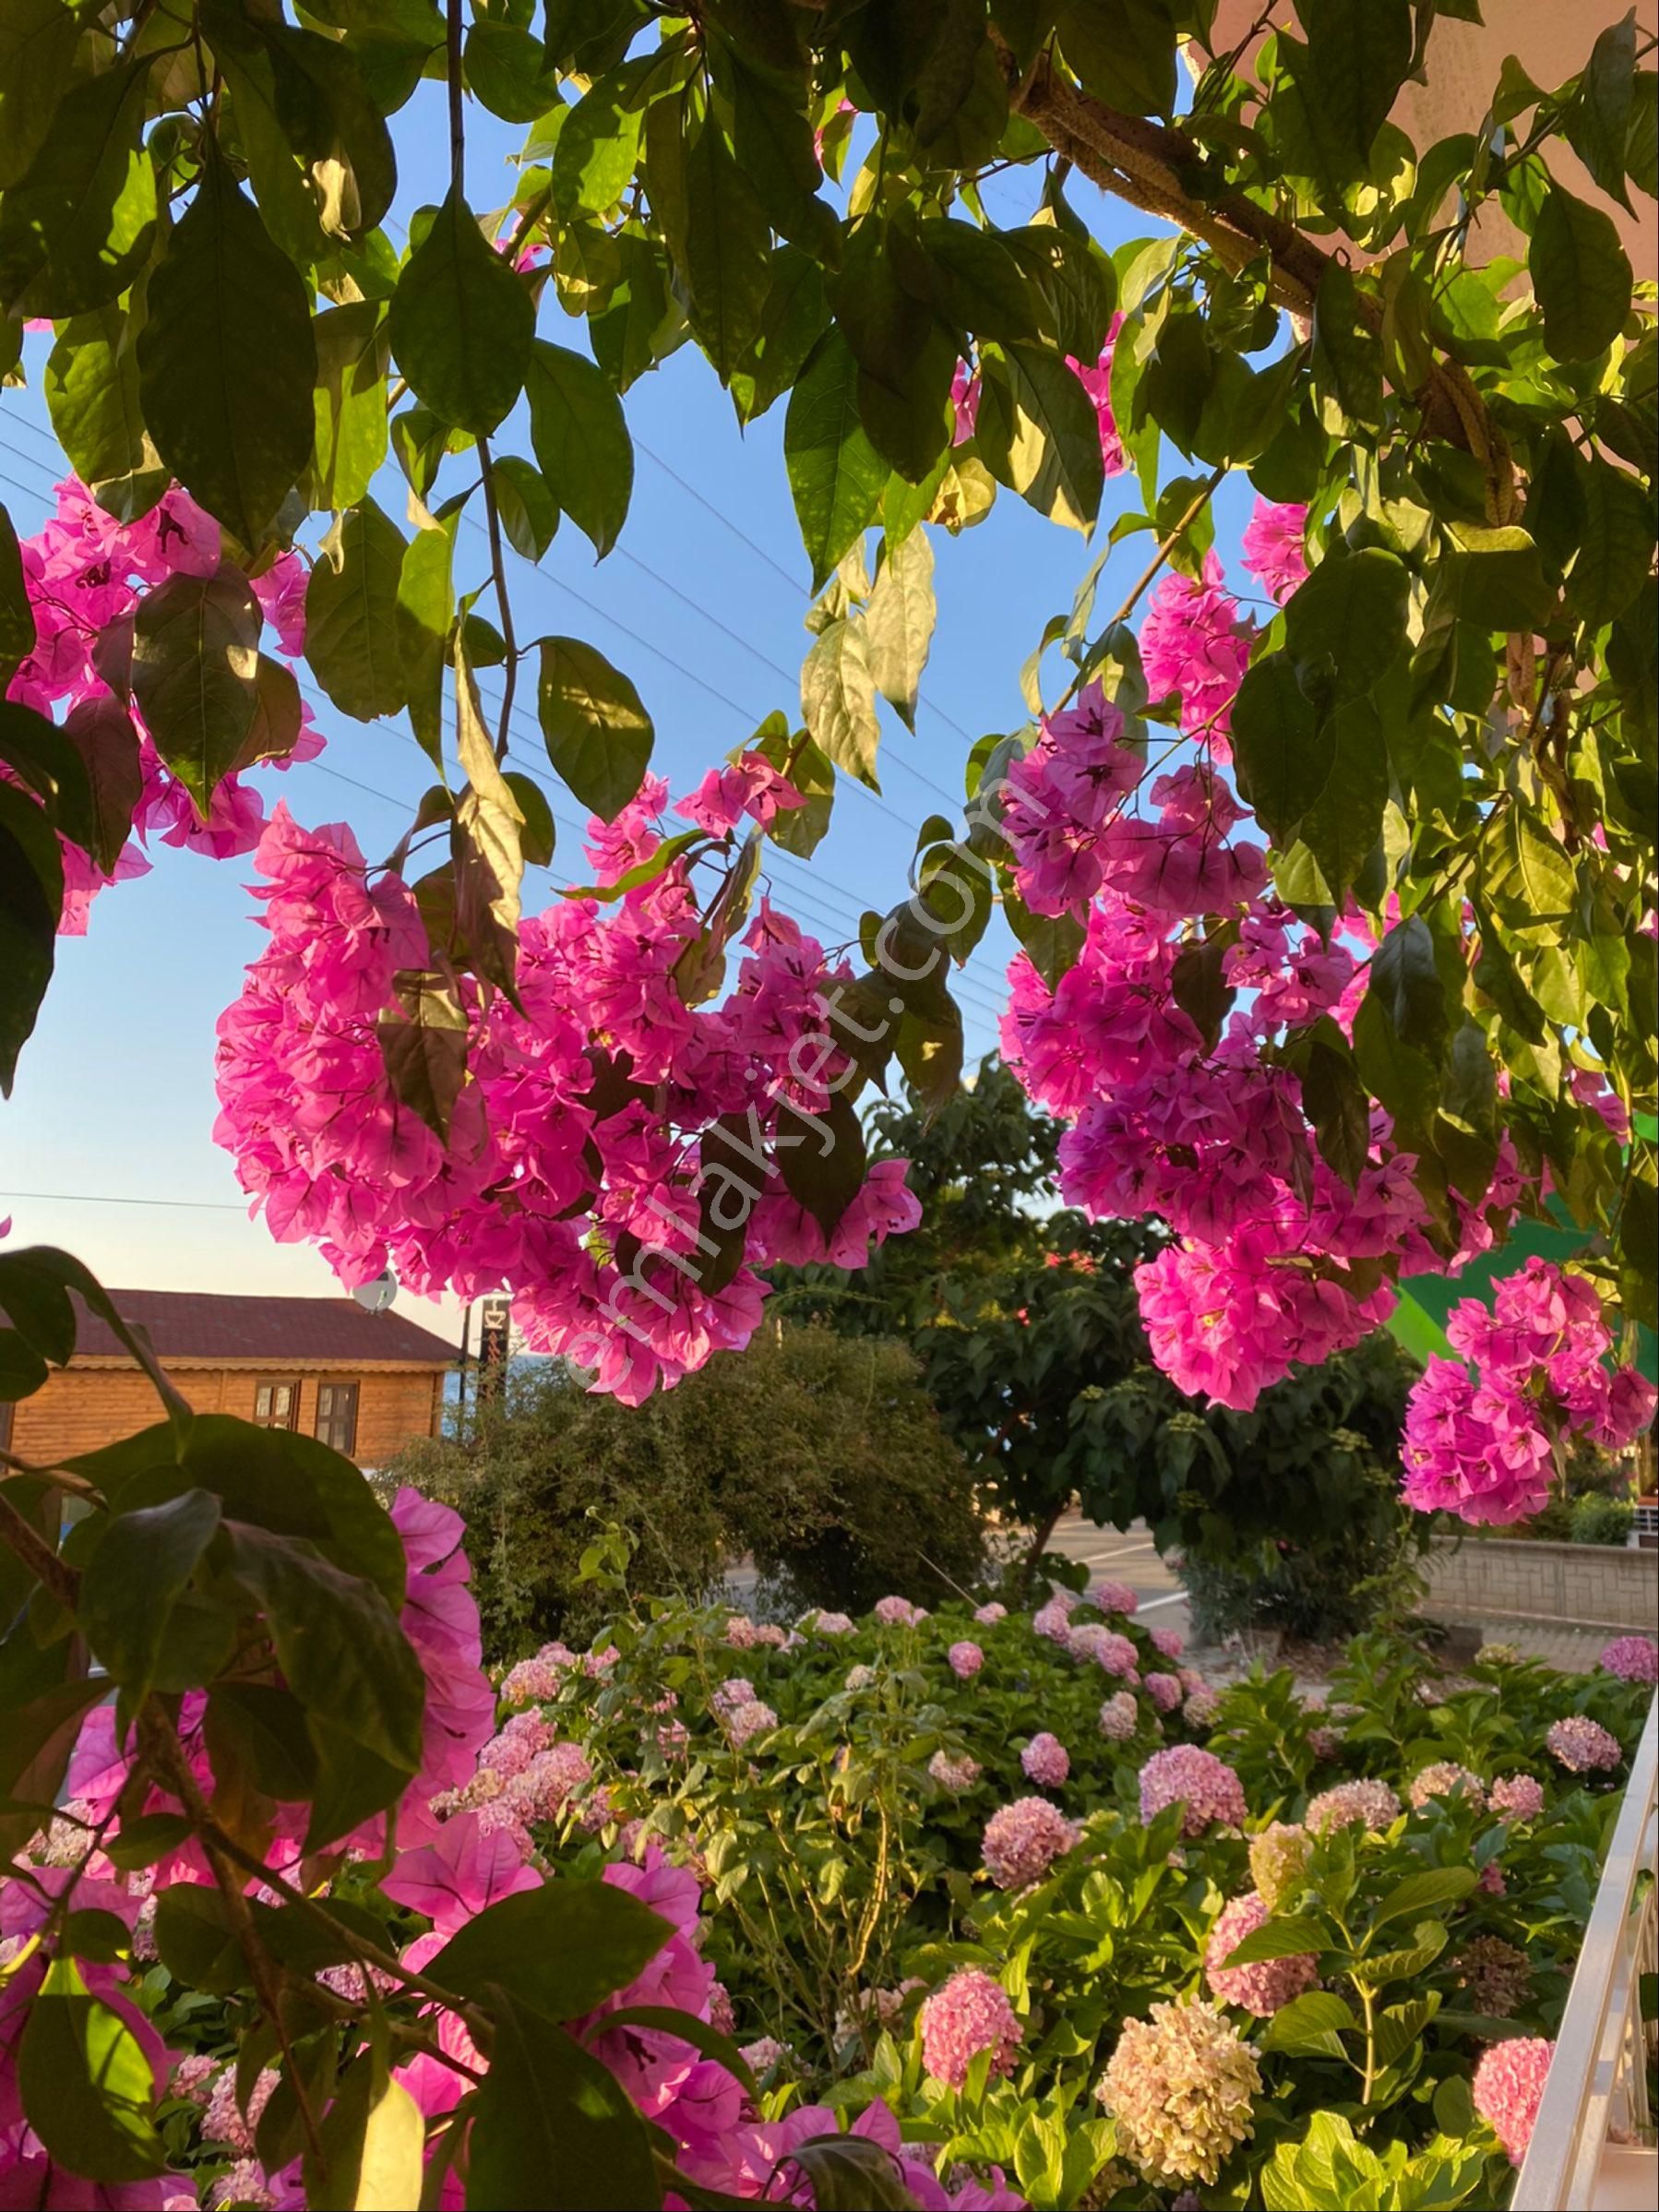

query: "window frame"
left=252, top=1378, right=301, bottom=1431
left=314, top=1379, right=360, bottom=1457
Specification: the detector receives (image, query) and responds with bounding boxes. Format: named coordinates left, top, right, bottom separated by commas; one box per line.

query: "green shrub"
left=1569, top=1493, right=1634, bottom=1547
left=383, top=1324, right=984, bottom=1659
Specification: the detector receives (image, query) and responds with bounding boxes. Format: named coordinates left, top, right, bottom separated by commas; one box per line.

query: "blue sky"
left=0, top=82, right=1257, bottom=1335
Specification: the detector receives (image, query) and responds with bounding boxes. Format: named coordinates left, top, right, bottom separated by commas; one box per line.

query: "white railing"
left=1512, top=1693, right=1658, bottom=2210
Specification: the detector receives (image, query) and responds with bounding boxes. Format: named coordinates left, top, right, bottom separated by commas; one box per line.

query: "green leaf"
left=1479, top=806, right=1577, bottom=930
left=975, top=341, right=1104, bottom=532
left=306, top=2063, right=426, bottom=2212
left=466, top=1992, right=660, bottom=2211
left=1056, top=0, right=1177, bottom=117
left=591, top=229, right=676, bottom=395
left=525, top=340, right=634, bottom=559
left=914, top=217, right=1046, bottom=345
left=0, top=1676, right=101, bottom=1859
left=387, top=188, right=536, bottom=435
left=377, top=969, right=470, bottom=1142
left=72, top=1411, right=401, bottom=1596
left=1283, top=549, right=1410, bottom=702
left=1311, top=261, right=1384, bottom=429
left=432, top=1880, right=674, bottom=2020
left=44, top=307, right=163, bottom=515
left=491, top=456, right=560, bottom=563
left=221, top=1520, right=426, bottom=1848
left=18, top=1958, right=165, bottom=2182
left=785, top=329, right=889, bottom=592
left=0, top=1249, right=190, bottom=1433
left=1368, top=1864, right=1477, bottom=1931
left=1369, top=913, right=1450, bottom=1053
left=1282, top=0, right=1413, bottom=185
left=1299, top=699, right=1389, bottom=904
left=1568, top=455, right=1652, bottom=626
left=1302, top=1030, right=1372, bottom=1188
left=310, top=301, right=391, bottom=511
left=0, top=58, right=155, bottom=317
left=801, top=616, right=880, bottom=790
left=137, top=152, right=317, bottom=551
left=1169, top=932, right=1235, bottom=1051
left=536, top=636, right=654, bottom=821
left=1443, top=523, right=1558, bottom=630
left=1567, top=11, right=1638, bottom=213
left=1216, top=1912, right=1329, bottom=1967
left=1531, top=184, right=1632, bottom=361
left=0, top=0, right=79, bottom=190
left=0, top=699, right=91, bottom=853
left=54, top=697, right=141, bottom=876
left=77, top=1488, right=221, bottom=1705
left=452, top=644, right=525, bottom=999
left=129, top=565, right=263, bottom=817
left=780, top=2135, right=917, bottom=2212
left=469, top=16, right=564, bottom=126
left=865, top=528, right=936, bottom=732
left=778, top=1082, right=868, bottom=1238
left=1259, top=1988, right=1355, bottom=2057
left=1001, top=225, right=1117, bottom=362
left=306, top=499, right=409, bottom=722
left=683, top=116, right=772, bottom=382
left=1231, top=654, right=1332, bottom=844
left=397, top=502, right=460, bottom=767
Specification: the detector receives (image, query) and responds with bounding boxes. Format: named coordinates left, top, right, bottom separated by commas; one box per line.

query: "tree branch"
left=991, top=34, right=1518, bottom=521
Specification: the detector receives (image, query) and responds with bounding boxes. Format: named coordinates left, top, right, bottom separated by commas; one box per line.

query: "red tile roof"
left=71, top=1289, right=458, bottom=1367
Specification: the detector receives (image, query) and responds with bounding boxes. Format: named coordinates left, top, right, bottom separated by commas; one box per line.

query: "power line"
left=0, top=1189, right=247, bottom=1212
left=635, top=436, right=807, bottom=596
left=0, top=425, right=1009, bottom=1020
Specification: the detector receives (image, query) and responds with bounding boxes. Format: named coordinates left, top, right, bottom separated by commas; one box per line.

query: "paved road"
left=1046, top=1513, right=1187, bottom=1619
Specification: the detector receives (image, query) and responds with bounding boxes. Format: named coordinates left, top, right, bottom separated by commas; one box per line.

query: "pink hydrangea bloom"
left=1020, top=1732, right=1069, bottom=1788
left=1489, top=1773, right=1546, bottom=1822
left=812, top=1611, right=855, bottom=1636
left=1478, top=1859, right=1507, bottom=1895
left=1408, top=1762, right=1486, bottom=1811
left=723, top=1700, right=778, bottom=1751
left=1305, top=1777, right=1402, bottom=1834
left=982, top=1797, right=1081, bottom=1889
left=949, top=1640, right=985, bottom=1680
left=1090, top=1580, right=1139, bottom=1615
left=1307, top=1726, right=1340, bottom=1762
left=1080, top=1629, right=1140, bottom=1680
left=973, top=1601, right=1008, bottom=1625
left=1204, top=1891, right=1319, bottom=2015
left=1144, top=1671, right=1183, bottom=1714
left=1139, top=1747, right=1247, bottom=1837
left=920, top=1969, right=1022, bottom=2089
left=1546, top=1715, right=1622, bottom=1774
left=929, top=1750, right=983, bottom=1794
left=874, top=1595, right=927, bottom=1628
left=1149, top=1626, right=1185, bottom=1660
left=1599, top=1635, right=1658, bottom=1686
left=1474, top=2037, right=1554, bottom=2164
left=1099, top=1691, right=1140, bottom=1742
left=1185, top=1686, right=1223, bottom=1729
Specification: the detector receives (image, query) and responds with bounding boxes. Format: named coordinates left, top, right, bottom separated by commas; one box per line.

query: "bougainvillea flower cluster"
left=995, top=503, right=1650, bottom=1515
left=6, top=475, right=321, bottom=932
left=214, top=798, right=921, bottom=1403
left=1401, top=1261, right=1656, bottom=1524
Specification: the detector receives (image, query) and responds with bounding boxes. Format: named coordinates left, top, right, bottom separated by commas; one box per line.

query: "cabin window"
left=315, top=1381, right=359, bottom=1455
left=253, top=1380, right=300, bottom=1430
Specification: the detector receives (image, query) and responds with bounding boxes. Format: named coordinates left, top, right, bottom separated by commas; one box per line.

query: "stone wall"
left=1424, top=1536, right=1658, bottom=1632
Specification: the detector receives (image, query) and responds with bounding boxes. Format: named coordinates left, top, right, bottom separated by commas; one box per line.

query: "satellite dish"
left=352, top=1269, right=399, bottom=1315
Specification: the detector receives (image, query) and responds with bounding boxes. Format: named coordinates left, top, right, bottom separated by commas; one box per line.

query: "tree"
left=0, top=3, right=1655, bottom=2199
left=781, top=1056, right=1424, bottom=1619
